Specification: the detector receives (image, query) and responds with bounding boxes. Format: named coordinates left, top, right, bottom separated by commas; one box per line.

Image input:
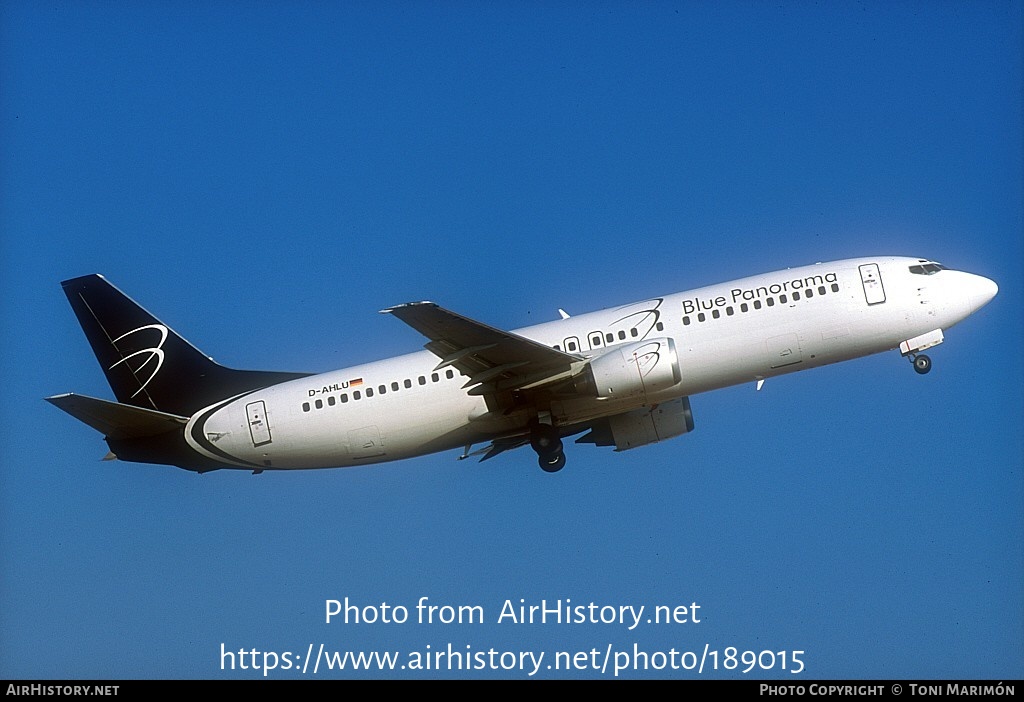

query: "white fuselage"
left=183, top=257, right=996, bottom=470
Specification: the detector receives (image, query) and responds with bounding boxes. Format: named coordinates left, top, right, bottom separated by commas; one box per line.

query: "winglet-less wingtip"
left=380, top=301, right=435, bottom=314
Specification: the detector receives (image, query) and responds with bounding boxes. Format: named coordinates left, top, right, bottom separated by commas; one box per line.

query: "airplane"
left=46, top=256, right=997, bottom=474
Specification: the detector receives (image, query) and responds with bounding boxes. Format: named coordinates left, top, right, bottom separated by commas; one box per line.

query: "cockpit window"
left=909, top=262, right=947, bottom=275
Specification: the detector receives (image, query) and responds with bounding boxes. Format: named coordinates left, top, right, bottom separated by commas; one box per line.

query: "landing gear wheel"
left=539, top=451, right=566, bottom=473
left=530, top=422, right=566, bottom=472
left=913, top=354, right=932, bottom=375
left=530, top=424, right=562, bottom=456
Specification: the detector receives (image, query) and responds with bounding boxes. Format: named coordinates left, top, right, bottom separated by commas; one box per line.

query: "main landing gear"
left=910, top=353, right=932, bottom=375
left=530, top=422, right=566, bottom=473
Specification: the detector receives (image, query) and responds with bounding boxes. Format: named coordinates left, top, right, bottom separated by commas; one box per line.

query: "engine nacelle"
left=578, top=337, right=681, bottom=401
left=576, top=396, right=695, bottom=451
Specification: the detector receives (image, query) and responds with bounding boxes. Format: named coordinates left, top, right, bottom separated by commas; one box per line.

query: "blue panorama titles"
left=681, top=271, right=840, bottom=314
left=326, top=597, right=702, bottom=631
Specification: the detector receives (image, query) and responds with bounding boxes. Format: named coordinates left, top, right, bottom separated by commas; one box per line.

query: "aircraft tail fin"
left=59, top=275, right=310, bottom=417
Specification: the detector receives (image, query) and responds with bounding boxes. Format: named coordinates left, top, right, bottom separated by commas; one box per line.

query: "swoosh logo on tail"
left=108, top=324, right=169, bottom=398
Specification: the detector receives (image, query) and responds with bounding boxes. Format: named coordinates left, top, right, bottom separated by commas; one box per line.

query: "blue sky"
left=1, top=1, right=1021, bottom=680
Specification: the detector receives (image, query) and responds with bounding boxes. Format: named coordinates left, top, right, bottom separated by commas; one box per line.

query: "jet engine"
left=576, top=338, right=681, bottom=401
left=576, top=396, right=695, bottom=451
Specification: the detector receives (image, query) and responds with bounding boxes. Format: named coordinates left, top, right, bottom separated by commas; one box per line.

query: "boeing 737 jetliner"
left=47, top=257, right=997, bottom=473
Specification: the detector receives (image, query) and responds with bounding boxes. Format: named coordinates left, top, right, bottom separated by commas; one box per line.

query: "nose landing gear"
left=911, top=354, right=932, bottom=375
left=899, top=329, right=942, bottom=375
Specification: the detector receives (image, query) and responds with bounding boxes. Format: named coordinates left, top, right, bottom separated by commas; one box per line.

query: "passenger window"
left=741, top=303, right=749, bottom=313
left=366, top=387, right=374, bottom=397
left=726, top=307, right=734, bottom=316
left=793, top=291, right=800, bottom=301
left=656, top=322, right=664, bottom=331
left=831, top=283, right=839, bottom=293
left=818, top=286, right=826, bottom=295
left=779, top=295, right=787, bottom=304
left=618, top=331, right=626, bottom=340
left=391, top=381, right=399, bottom=391
left=806, top=289, right=814, bottom=298
left=328, top=396, right=336, bottom=406
left=404, top=379, right=412, bottom=389
left=712, top=309, right=720, bottom=319
left=606, top=333, right=614, bottom=343
left=302, top=402, right=310, bottom=412
left=683, top=316, right=691, bottom=326
left=766, top=298, right=774, bottom=307
left=341, top=394, right=349, bottom=403
left=698, top=312, right=706, bottom=322
left=445, top=369, right=454, bottom=379
left=353, top=390, right=361, bottom=400
left=418, top=376, right=426, bottom=386
left=315, top=399, right=323, bottom=409
left=753, top=300, right=762, bottom=310
left=431, top=372, right=439, bottom=382
left=378, top=385, right=386, bottom=394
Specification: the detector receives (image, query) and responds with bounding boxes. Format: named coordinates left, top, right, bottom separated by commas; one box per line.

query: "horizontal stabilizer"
left=45, top=393, right=188, bottom=440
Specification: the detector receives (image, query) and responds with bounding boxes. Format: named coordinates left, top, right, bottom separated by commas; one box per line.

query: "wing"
left=381, top=302, right=585, bottom=397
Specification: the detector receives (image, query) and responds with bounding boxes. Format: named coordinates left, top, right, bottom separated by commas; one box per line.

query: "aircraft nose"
left=965, top=273, right=998, bottom=313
